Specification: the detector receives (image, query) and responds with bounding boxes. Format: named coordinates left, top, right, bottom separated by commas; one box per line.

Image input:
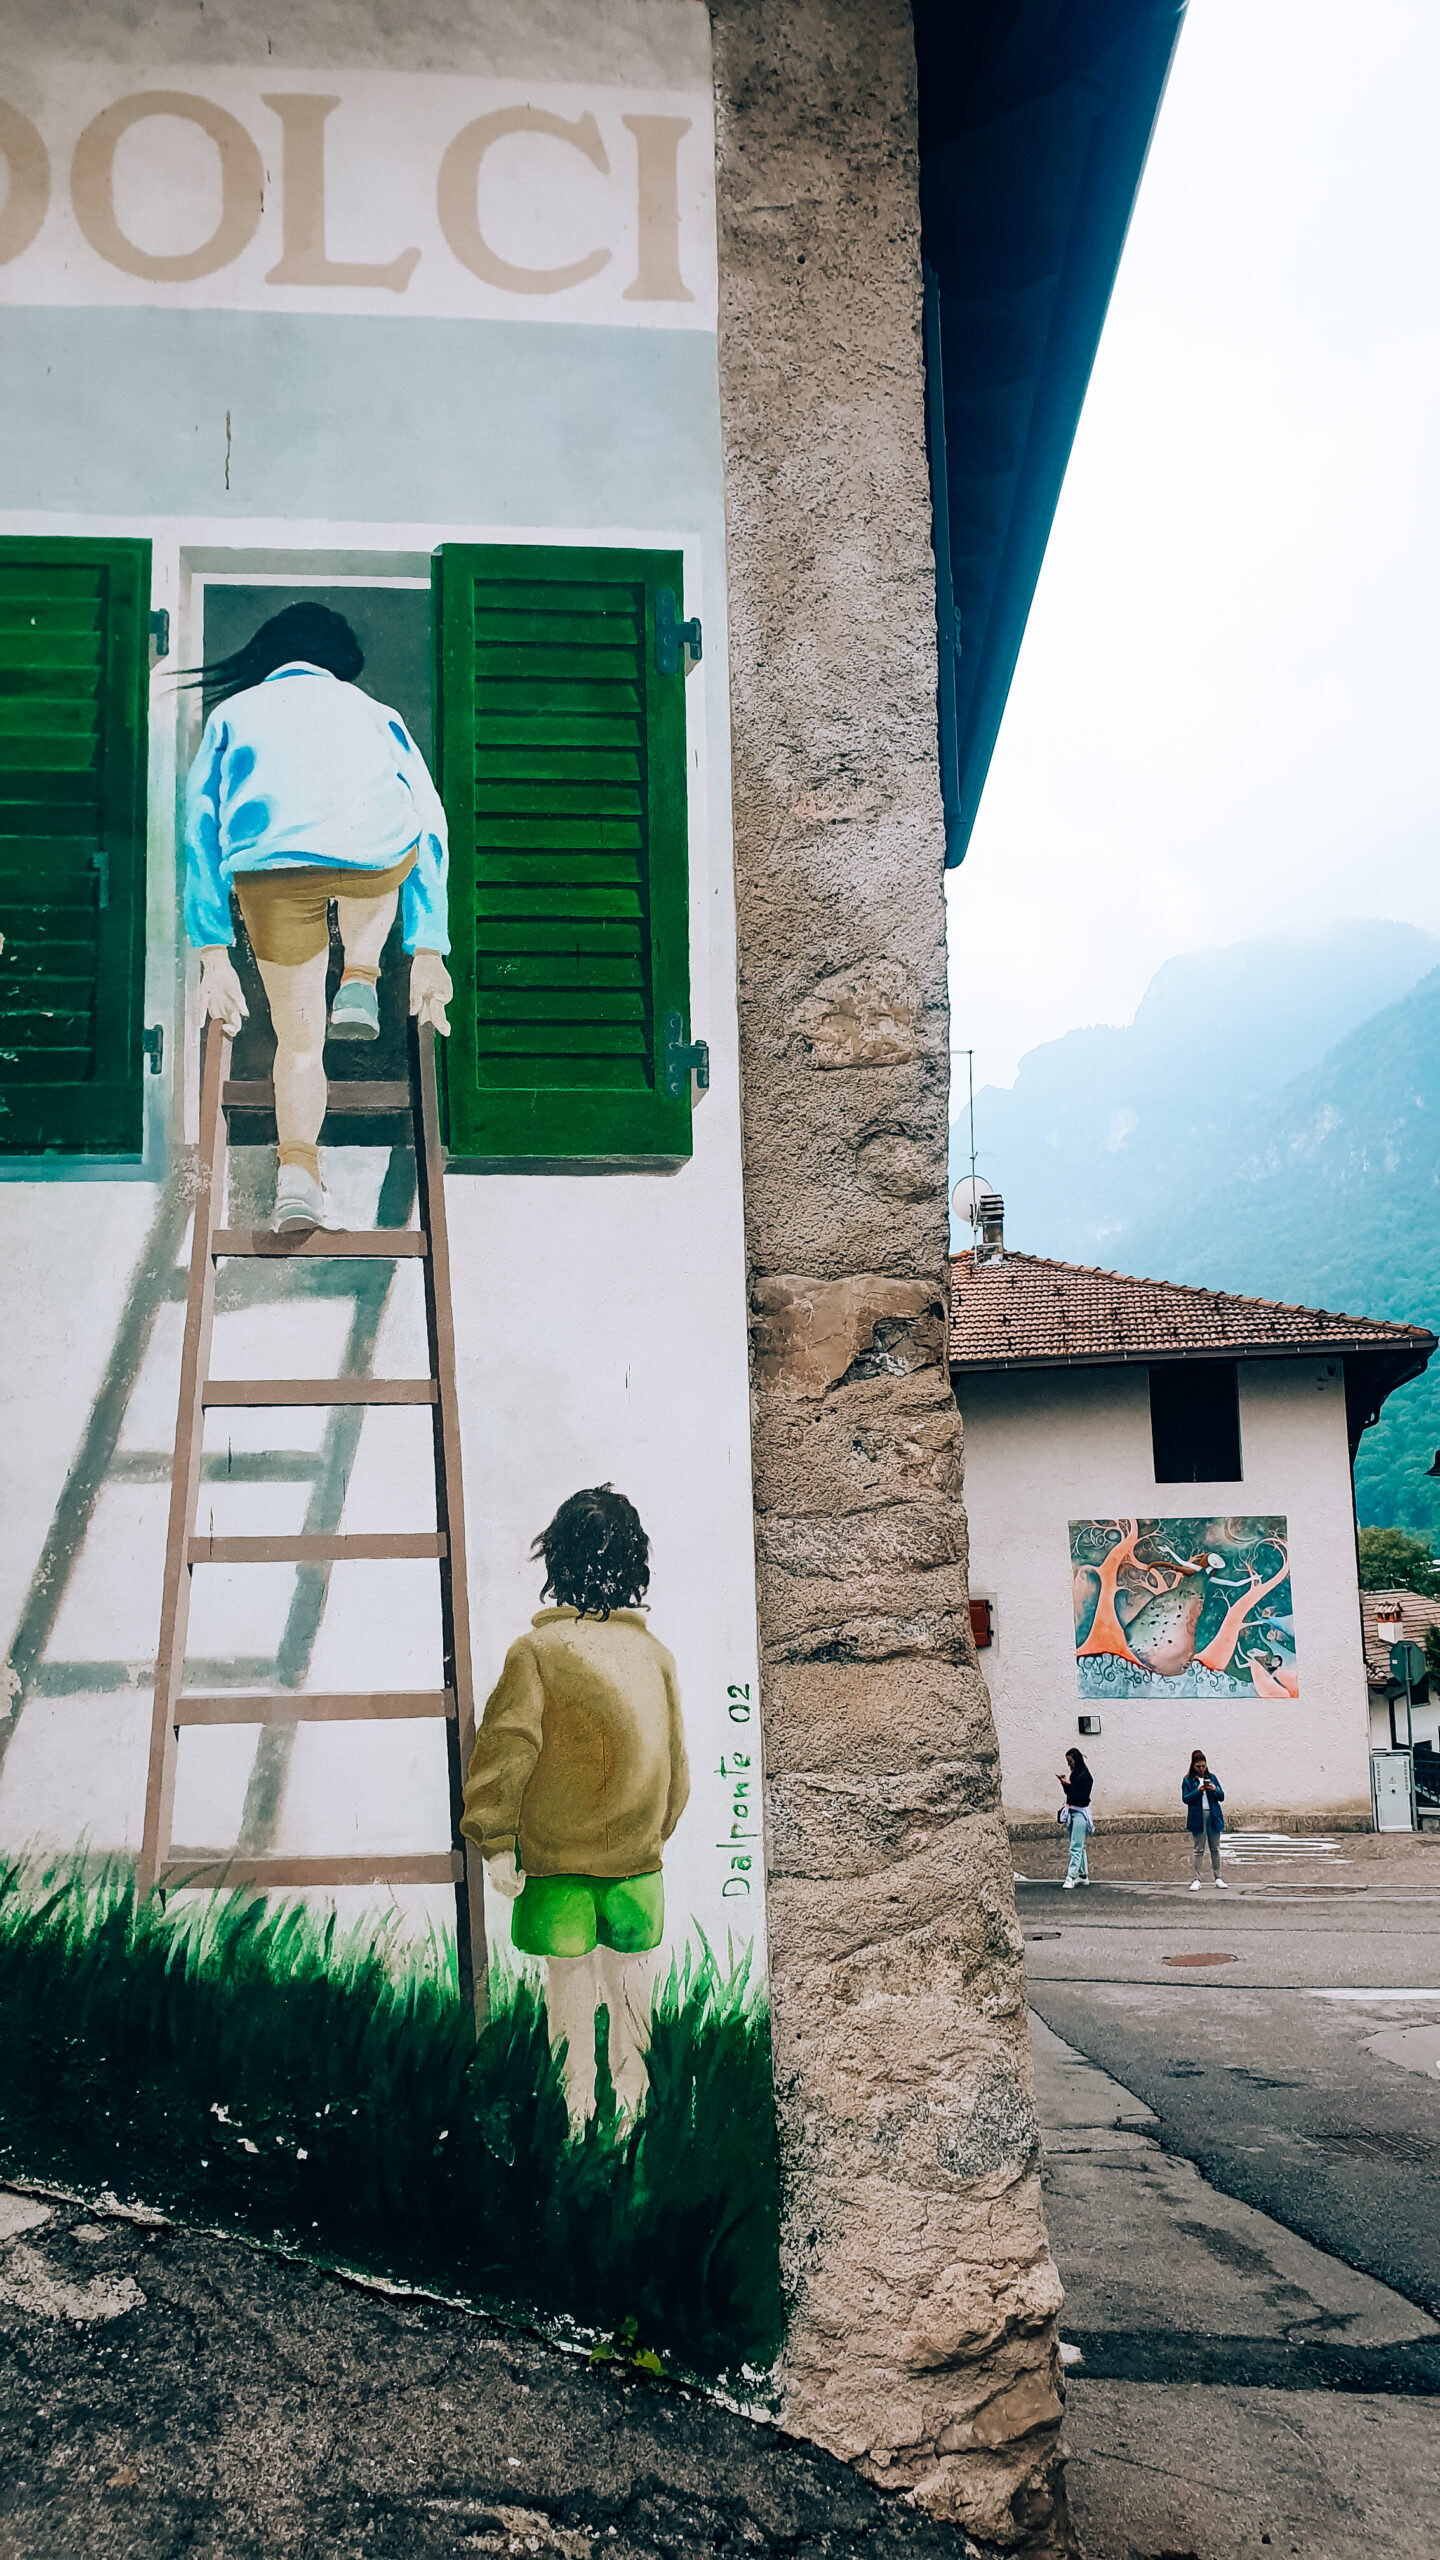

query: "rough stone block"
left=751, top=1274, right=948, bottom=1395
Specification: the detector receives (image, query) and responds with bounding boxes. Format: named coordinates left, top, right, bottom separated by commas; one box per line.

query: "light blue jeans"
left=1065, top=1812, right=1090, bottom=1880
left=1193, top=1820, right=1221, bottom=1878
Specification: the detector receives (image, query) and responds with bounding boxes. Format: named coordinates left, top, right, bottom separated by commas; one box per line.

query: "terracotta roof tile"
left=948, top=1250, right=1437, bottom=1370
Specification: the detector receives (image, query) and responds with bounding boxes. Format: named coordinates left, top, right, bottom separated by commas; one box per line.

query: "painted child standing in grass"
left=462, top=1487, right=689, bottom=2131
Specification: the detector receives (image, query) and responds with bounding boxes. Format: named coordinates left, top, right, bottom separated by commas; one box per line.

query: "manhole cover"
left=1313, top=2127, right=1440, bottom=2163
left=1163, top=1952, right=1238, bottom=1967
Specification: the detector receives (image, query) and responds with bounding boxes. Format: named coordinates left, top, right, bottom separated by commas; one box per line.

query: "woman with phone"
left=1182, top=1749, right=1228, bottom=1889
left=1058, top=1747, right=1094, bottom=1888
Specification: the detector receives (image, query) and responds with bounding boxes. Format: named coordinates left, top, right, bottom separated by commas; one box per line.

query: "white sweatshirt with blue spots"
left=183, top=661, right=450, bottom=954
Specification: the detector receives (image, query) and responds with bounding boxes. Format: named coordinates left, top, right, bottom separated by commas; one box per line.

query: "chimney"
left=975, top=1190, right=1005, bottom=1264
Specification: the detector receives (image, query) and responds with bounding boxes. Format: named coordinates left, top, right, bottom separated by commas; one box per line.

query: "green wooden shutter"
left=434, top=544, right=693, bottom=1161
left=0, top=536, right=150, bottom=1157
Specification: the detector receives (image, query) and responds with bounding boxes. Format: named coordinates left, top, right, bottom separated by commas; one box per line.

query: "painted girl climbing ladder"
left=185, top=601, right=453, bottom=1231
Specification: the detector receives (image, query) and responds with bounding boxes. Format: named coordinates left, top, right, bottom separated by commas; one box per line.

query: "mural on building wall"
left=0, top=12, right=780, bottom=2391
left=1070, top=1516, right=1296, bottom=1701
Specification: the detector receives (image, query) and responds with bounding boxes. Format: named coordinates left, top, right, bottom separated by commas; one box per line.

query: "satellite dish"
left=951, top=1176, right=991, bottom=1228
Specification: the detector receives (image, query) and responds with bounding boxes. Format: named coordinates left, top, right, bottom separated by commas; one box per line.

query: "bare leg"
left=595, top=1945, right=658, bottom=2122
left=255, top=949, right=330, bottom=1176
left=543, top=1951, right=601, bottom=2133
left=334, top=886, right=400, bottom=987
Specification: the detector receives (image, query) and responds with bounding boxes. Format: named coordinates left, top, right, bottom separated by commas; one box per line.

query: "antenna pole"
left=950, top=1050, right=989, bottom=1242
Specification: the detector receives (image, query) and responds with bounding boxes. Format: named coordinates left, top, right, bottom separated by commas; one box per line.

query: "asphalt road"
left=1021, top=1874, right=1440, bottom=2327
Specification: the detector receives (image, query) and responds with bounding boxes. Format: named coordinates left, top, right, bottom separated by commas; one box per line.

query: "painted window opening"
left=199, top=580, right=438, bottom=1131
left=0, top=543, right=698, bottom=1167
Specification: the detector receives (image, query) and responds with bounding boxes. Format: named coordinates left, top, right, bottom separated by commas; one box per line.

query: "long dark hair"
left=1187, top=1748, right=1209, bottom=1775
left=532, top=1485, right=650, bottom=1620
left=184, top=603, right=364, bottom=712
left=1067, top=1749, right=1091, bottom=1783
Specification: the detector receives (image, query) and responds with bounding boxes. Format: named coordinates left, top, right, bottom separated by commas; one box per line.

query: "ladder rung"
left=160, top=1851, right=463, bottom=1890
left=223, top=1080, right=411, bottom=1114
left=187, top=1532, right=446, bottom=1564
left=203, top=1379, right=438, bottom=1407
left=211, top=1230, right=426, bottom=1259
left=175, top=1690, right=455, bottom=1726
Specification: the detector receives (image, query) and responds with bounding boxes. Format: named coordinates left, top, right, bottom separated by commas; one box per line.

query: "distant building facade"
left=950, top=1226, right=1435, bottom=1831
left=1362, top=1589, right=1440, bottom=1825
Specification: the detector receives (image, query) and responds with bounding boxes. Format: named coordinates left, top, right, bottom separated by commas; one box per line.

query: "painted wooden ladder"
left=137, top=1015, right=488, bottom=2019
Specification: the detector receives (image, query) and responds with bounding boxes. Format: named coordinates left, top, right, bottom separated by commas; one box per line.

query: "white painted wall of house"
left=956, top=1354, right=1374, bottom=1827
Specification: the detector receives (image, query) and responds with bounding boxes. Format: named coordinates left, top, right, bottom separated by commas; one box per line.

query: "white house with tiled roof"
left=1360, top=1592, right=1440, bottom=1826
left=948, top=1212, right=1436, bottom=1834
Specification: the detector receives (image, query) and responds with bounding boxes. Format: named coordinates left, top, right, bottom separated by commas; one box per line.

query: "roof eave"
left=950, top=1336, right=1437, bottom=1377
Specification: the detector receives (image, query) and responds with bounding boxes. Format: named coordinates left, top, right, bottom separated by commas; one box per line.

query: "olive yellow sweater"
left=461, top=1606, right=690, bottom=1880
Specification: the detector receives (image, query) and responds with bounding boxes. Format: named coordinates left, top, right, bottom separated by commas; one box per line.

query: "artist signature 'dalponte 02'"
left=0, top=86, right=698, bottom=303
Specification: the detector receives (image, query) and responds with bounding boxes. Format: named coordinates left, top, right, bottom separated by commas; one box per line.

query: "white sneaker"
left=1189, top=1879, right=1202, bottom=1891
left=1215, top=1876, right=1229, bottom=1888
left=329, top=979, right=380, bottom=1042
left=274, top=1166, right=333, bottom=1232
left=1062, top=1877, right=1077, bottom=1889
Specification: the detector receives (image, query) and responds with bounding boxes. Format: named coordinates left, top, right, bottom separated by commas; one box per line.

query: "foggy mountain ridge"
left=1120, top=962, right=1440, bottom=1534
left=953, top=918, right=1440, bottom=1268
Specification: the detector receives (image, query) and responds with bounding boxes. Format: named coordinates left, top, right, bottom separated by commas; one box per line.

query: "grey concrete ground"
left=1024, top=1841, right=1440, bottom=2557
left=1022, top=1869, right=1440, bottom=2318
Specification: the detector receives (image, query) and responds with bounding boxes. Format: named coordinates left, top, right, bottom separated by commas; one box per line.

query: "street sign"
left=1389, top=1641, right=1427, bottom=1688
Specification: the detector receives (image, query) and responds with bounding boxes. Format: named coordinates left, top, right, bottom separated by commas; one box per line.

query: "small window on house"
left=1149, top=1361, right=1242, bottom=1483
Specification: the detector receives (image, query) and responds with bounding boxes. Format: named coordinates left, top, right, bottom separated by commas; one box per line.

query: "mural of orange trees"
left=1070, top=1517, right=1296, bottom=1700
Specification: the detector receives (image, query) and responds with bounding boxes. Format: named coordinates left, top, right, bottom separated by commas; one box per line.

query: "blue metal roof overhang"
left=913, top=0, right=1189, bottom=864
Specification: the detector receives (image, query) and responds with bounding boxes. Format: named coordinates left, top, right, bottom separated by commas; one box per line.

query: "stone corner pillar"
left=708, top=3, right=1070, bottom=2548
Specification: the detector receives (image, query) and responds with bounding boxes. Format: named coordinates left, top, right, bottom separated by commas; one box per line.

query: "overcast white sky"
left=946, top=0, right=1440, bottom=1091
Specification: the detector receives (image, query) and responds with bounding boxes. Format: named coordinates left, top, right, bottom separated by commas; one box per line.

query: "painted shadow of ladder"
left=1, top=1019, right=486, bottom=2015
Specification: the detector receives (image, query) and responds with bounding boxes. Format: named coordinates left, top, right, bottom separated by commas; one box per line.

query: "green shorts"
left=510, top=1869, right=664, bottom=1959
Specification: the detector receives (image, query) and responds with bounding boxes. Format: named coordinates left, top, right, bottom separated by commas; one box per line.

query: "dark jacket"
left=1063, top=1768, right=1093, bottom=1808
left=1182, top=1772, right=1225, bottom=1833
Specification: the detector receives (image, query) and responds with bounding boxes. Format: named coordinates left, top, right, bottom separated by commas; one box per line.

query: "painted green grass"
left=0, top=1856, right=783, bottom=2382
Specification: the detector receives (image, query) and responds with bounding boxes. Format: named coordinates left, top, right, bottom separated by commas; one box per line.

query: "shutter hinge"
left=663, top=1012, right=709, bottom=1100
left=149, top=608, right=171, bottom=661
left=654, top=589, right=701, bottom=677
left=142, top=1025, right=164, bottom=1076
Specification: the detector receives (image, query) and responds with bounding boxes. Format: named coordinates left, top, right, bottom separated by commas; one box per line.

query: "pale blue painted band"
left=0, top=309, right=725, bottom=530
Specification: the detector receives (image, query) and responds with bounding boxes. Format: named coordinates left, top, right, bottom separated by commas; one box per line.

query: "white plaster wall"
left=957, top=1357, right=1375, bottom=1827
